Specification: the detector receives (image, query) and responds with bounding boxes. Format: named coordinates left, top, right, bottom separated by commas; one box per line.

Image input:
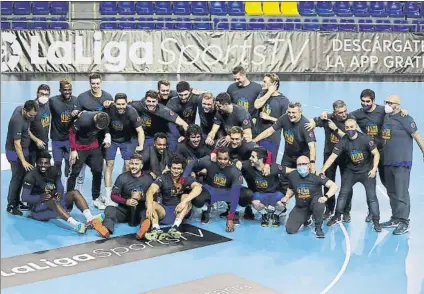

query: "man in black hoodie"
left=141, top=132, right=173, bottom=179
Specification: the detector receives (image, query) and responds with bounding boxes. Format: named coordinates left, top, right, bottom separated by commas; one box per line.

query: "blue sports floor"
left=1, top=79, right=424, bottom=294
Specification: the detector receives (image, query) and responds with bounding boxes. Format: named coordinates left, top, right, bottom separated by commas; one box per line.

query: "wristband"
left=227, top=212, right=235, bottom=221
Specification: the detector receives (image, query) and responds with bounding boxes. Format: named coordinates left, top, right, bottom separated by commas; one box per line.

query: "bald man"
left=280, top=156, right=337, bottom=238
left=322, top=119, right=382, bottom=232
left=380, top=95, right=424, bottom=235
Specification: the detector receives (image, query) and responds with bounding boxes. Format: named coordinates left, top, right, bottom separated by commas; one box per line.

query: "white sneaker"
left=93, top=198, right=106, bottom=210
left=104, top=198, right=118, bottom=208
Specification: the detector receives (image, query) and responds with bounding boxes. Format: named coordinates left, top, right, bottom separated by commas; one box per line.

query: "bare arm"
left=321, top=153, right=339, bottom=174
left=135, top=126, right=145, bottom=150
left=207, top=124, right=221, bottom=140
left=175, top=116, right=188, bottom=131
left=253, top=126, right=276, bottom=143
left=243, top=128, right=252, bottom=142
left=183, top=182, right=203, bottom=202
left=412, top=131, right=424, bottom=154
left=324, top=180, right=338, bottom=197
left=371, top=148, right=380, bottom=171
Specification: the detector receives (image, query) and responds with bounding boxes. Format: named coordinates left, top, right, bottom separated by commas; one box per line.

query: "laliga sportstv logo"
left=1, top=32, right=23, bottom=72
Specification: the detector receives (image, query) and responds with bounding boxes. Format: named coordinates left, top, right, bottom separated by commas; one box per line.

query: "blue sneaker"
left=393, top=222, right=409, bottom=235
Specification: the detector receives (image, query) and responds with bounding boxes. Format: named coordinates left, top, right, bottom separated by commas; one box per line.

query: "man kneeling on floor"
left=281, top=156, right=338, bottom=238
left=21, top=151, right=105, bottom=234
left=144, top=155, right=202, bottom=240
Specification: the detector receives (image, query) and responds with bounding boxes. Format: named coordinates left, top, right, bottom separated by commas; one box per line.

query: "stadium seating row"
left=1, top=17, right=68, bottom=30
left=1, top=1, right=68, bottom=15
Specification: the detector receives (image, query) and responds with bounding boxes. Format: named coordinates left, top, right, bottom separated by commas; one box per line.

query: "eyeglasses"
left=385, top=101, right=399, bottom=106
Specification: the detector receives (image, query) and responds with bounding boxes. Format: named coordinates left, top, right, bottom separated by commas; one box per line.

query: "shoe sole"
left=168, top=231, right=182, bottom=239
left=90, top=219, right=110, bottom=238
left=136, top=219, right=151, bottom=240
left=315, top=234, right=326, bottom=239
left=393, top=227, right=410, bottom=235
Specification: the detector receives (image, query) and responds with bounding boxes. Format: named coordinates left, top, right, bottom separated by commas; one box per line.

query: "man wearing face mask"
left=141, top=132, right=173, bottom=179
left=305, top=100, right=354, bottom=221
left=253, top=73, right=290, bottom=158
left=49, top=80, right=79, bottom=178
left=206, top=92, right=253, bottom=146
left=104, top=93, right=145, bottom=207
left=6, top=100, right=39, bottom=215
left=281, top=156, right=338, bottom=238
left=380, top=95, right=424, bottom=235
left=67, top=111, right=110, bottom=209
left=28, top=84, right=51, bottom=166
left=322, top=119, right=382, bottom=232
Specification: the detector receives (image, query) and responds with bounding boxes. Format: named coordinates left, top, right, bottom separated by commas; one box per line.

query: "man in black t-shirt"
left=322, top=119, right=382, bottom=233
left=141, top=133, right=174, bottom=179
left=282, top=156, right=337, bottom=238
left=197, top=92, right=218, bottom=138
left=144, top=155, right=202, bottom=240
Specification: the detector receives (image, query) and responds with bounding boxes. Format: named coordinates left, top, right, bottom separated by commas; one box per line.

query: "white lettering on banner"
left=1, top=32, right=22, bottom=71
left=332, top=39, right=424, bottom=53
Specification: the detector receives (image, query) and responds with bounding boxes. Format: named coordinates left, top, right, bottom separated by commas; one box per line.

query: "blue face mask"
left=297, top=165, right=309, bottom=177
left=346, top=130, right=357, bottom=139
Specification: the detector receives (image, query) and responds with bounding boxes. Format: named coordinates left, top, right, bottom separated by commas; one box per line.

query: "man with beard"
left=191, top=147, right=248, bottom=232
left=323, top=119, right=382, bottom=233
left=6, top=100, right=38, bottom=215
left=176, top=124, right=213, bottom=165
left=157, top=80, right=177, bottom=106
left=239, top=147, right=295, bottom=227
left=67, top=111, right=110, bottom=209
left=49, top=80, right=80, bottom=178
left=104, top=93, right=145, bottom=207
left=144, top=155, right=202, bottom=240
left=197, top=92, right=219, bottom=139
left=282, top=156, right=338, bottom=238
left=305, top=100, right=354, bottom=221
left=94, top=153, right=154, bottom=239
left=21, top=151, right=106, bottom=235
left=206, top=92, right=253, bottom=146
left=227, top=66, right=262, bottom=119
left=141, top=132, right=173, bottom=179
left=130, top=90, right=188, bottom=150
left=28, top=84, right=51, bottom=165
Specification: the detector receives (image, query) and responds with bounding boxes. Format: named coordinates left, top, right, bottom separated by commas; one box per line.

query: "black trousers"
left=323, top=153, right=352, bottom=213
left=377, top=148, right=386, bottom=188
left=335, top=169, right=380, bottom=221
left=67, top=148, right=103, bottom=200
left=8, top=160, right=27, bottom=207
left=286, top=197, right=325, bottom=234
left=192, top=187, right=253, bottom=208
left=103, top=204, right=146, bottom=233
left=384, top=166, right=411, bottom=224
left=280, top=153, right=301, bottom=196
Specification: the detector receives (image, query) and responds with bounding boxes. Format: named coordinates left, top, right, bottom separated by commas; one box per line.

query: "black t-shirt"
left=193, top=157, right=243, bottom=189
left=23, top=167, right=61, bottom=196
left=288, top=171, right=329, bottom=208
left=141, top=145, right=173, bottom=176
left=166, top=94, right=200, bottom=125
left=107, top=105, right=141, bottom=143
left=332, top=132, right=376, bottom=174
left=272, top=114, right=316, bottom=158
left=77, top=90, right=113, bottom=112
left=229, top=141, right=256, bottom=161
left=197, top=98, right=216, bottom=135
left=49, top=95, right=79, bottom=141
left=158, top=90, right=177, bottom=106
left=227, top=81, right=262, bottom=116
left=112, top=171, right=154, bottom=201
left=214, top=104, right=252, bottom=133
left=6, top=106, right=32, bottom=151
left=350, top=105, right=385, bottom=149
left=130, top=101, right=177, bottom=138
left=175, top=142, right=212, bottom=163
left=242, top=161, right=286, bottom=193
left=30, top=101, right=50, bottom=144
left=154, top=172, right=196, bottom=206
left=73, top=111, right=101, bottom=145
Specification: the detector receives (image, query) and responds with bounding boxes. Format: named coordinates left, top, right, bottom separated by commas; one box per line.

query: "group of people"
left=6, top=67, right=424, bottom=240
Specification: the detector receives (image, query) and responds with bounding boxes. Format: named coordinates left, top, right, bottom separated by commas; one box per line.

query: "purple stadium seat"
left=298, top=2, right=316, bottom=16
left=193, top=17, right=211, bottom=30
left=411, top=20, right=424, bottom=32
left=321, top=18, right=338, bottom=31
left=369, top=1, right=387, bottom=17
left=173, top=2, right=191, bottom=15
left=50, top=2, right=68, bottom=15
left=405, top=2, right=420, bottom=18
left=100, top=2, right=118, bottom=15
left=155, top=1, right=172, bottom=15
left=11, top=17, right=29, bottom=29
left=1, top=2, right=13, bottom=15
left=249, top=17, right=266, bottom=30
left=32, top=17, right=48, bottom=29
left=393, top=20, right=410, bottom=32
left=175, top=17, right=192, bottom=30
left=284, top=18, right=302, bottom=31
left=191, top=1, right=209, bottom=15
left=386, top=2, right=404, bottom=18
left=14, top=2, right=31, bottom=15
left=1, top=20, right=10, bottom=29
left=230, top=18, right=247, bottom=30
left=228, top=2, right=244, bottom=16
left=213, top=17, right=229, bottom=30
left=32, top=2, right=50, bottom=15
left=100, top=17, right=118, bottom=29
left=138, top=17, right=155, bottom=29
left=118, top=2, right=135, bottom=15
left=375, top=19, right=391, bottom=32
left=316, top=1, right=335, bottom=17
left=303, top=18, right=320, bottom=31
left=50, top=17, right=68, bottom=29
left=156, top=17, right=173, bottom=29
left=119, top=17, right=137, bottom=29
left=352, top=1, right=369, bottom=17
left=210, top=2, right=227, bottom=16
left=334, top=1, right=352, bottom=17
left=358, top=19, right=374, bottom=32
left=136, top=1, right=154, bottom=14
left=339, top=18, right=356, bottom=31
left=266, top=18, right=284, bottom=30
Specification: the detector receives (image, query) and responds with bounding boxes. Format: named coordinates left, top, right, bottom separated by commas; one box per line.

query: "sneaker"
left=201, top=208, right=210, bottom=224
left=314, top=227, right=325, bottom=238
left=233, top=212, right=240, bottom=225
left=327, top=216, right=341, bottom=226
left=74, top=223, right=87, bottom=234
left=373, top=221, right=382, bottom=233
left=93, top=198, right=106, bottom=210
left=104, top=197, right=118, bottom=208
left=380, top=219, right=400, bottom=228
left=136, top=219, right=151, bottom=240
left=145, top=229, right=167, bottom=241
left=92, top=213, right=104, bottom=223
left=88, top=219, right=110, bottom=238
left=261, top=214, right=269, bottom=227
left=342, top=213, right=351, bottom=223
left=243, top=206, right=255, bottom=220
left=219, top=209, right=229, bottom=218
left=7, top=205, right=23, bottom=216
left=304, top=217, right=313, bottom=227
left=365, top=212, right=373, bottom=223
left=18, top=201, right=29, bottom=211
left=323, top=210, right=332, bottom=221
left=271, top=214, right=280, bottom=227
left=393, top=222, right=410, bottom=235
left=168, top=227, right=182, bottom=239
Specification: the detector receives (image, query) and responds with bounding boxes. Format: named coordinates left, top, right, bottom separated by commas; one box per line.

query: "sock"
left=173, top=218, right=182, bottom=228
left=67, top=217, right=78, bottom=226
left=83, top=209, right=94, bottom=221
left=152, top=224, right=160, bottom=230
left=105, top=187, right=112, bottom=197
left=201, top=205, right=208, bottom=211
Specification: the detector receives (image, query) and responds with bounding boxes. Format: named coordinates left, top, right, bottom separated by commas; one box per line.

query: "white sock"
left=152, top=224, right=160, bottom=230
left=105, top=187, right=112, bottom=198
left=173, top=218, right=182, bottom=228
left=83, top=209, right=94, bottom=221
left=67, top=217, right=78, bottom=226
left=201, top=204, right=208, bottom=211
